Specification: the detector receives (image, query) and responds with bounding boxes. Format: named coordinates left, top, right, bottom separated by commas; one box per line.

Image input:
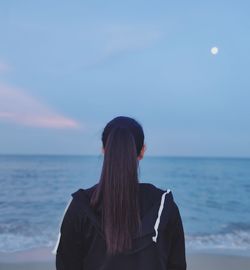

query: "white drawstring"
left=51, top=198, right=73, bottom=254
left=152, top=189, right=170, bottom=243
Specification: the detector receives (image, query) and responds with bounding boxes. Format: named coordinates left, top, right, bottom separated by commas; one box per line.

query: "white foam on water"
left=0, top=233, right=54, bottom=252
left=1, top=229, right=250, bottom=253
left=186, top=229, right=250, bottom=251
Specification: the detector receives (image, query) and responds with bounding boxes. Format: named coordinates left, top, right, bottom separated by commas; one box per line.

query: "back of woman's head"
left=90, top=116, right=144, bottom=255
left=102, top=116, right=144, bottom=156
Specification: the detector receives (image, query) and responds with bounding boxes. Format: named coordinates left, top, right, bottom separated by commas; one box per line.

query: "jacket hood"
left=71, top=183, right=174, bottom=247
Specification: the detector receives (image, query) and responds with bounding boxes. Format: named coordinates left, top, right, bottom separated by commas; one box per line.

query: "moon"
left=211, top=47, right=219, bottom=55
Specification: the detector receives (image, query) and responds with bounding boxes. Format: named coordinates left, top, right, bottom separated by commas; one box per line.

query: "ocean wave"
left=186, top=229, right=250, bottom=250
left=0, top=233, right=54, bottom=252
left=1, top=229, right=250, bottom=253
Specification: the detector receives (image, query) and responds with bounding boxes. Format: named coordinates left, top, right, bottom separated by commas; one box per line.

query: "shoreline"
left=0, top=247, right=55, bottom=263
left=0, top=248, right=250, bottom=270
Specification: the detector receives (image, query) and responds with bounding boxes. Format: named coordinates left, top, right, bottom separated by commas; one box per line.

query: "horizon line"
left=0, top=153, right=249, bottom=160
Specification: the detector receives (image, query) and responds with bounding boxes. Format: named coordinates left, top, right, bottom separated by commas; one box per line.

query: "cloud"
left=68, top=24, right=163, bottom=70
left=0, top=62, right=11, bottom=73
left=102, top=24, right=162, bottom=55
left=0, top=84, right=80, bottom=129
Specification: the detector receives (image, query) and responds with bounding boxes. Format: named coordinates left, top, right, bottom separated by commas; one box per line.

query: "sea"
left=0, top=155, right=250, bottom=255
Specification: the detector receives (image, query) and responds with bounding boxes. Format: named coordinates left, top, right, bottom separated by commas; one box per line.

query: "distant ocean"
left=0, top=155, right=250, bottom=255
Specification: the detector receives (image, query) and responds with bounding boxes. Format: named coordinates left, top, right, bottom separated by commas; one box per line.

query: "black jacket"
left=54, top=183, right=186, bottom=270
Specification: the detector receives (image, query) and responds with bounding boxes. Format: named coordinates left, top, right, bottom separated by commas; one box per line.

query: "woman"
left=54, top=116, right=186, bottom=270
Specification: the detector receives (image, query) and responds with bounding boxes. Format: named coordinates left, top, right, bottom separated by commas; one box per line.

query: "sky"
left=0, top=1, right=250, bottom=157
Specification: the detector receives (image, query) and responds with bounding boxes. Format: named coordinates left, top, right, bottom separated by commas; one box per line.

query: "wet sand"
left=0, top=248, right=250, bottom=270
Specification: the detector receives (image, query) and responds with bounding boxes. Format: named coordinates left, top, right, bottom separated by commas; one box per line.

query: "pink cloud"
left=0, top=84, right=80, bottom=129
left=0, top=62, right=10, bottom=73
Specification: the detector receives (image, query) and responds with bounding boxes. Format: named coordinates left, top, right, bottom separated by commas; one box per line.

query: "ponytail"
left=90, top=124, right=142, bottom=255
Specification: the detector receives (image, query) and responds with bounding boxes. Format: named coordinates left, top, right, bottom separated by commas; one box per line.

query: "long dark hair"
left=90, top=116, right=144, bottom=255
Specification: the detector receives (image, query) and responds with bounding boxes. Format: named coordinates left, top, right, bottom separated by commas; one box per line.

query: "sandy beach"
left=187, top=253, right=250, bottom=270
left=0, top=248, right=250, bottom=270
left=0, top=262, right=54, bottom=270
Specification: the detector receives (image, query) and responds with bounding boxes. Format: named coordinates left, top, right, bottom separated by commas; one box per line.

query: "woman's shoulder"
left=71, top=184, right=97, bottom=200
left=139, top=182, right=173, bottom=199
left=139, top=182, right=175, bottom=211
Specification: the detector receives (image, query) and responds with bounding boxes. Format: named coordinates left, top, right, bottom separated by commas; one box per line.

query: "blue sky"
left=0, top=1, right=250, bottom=157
